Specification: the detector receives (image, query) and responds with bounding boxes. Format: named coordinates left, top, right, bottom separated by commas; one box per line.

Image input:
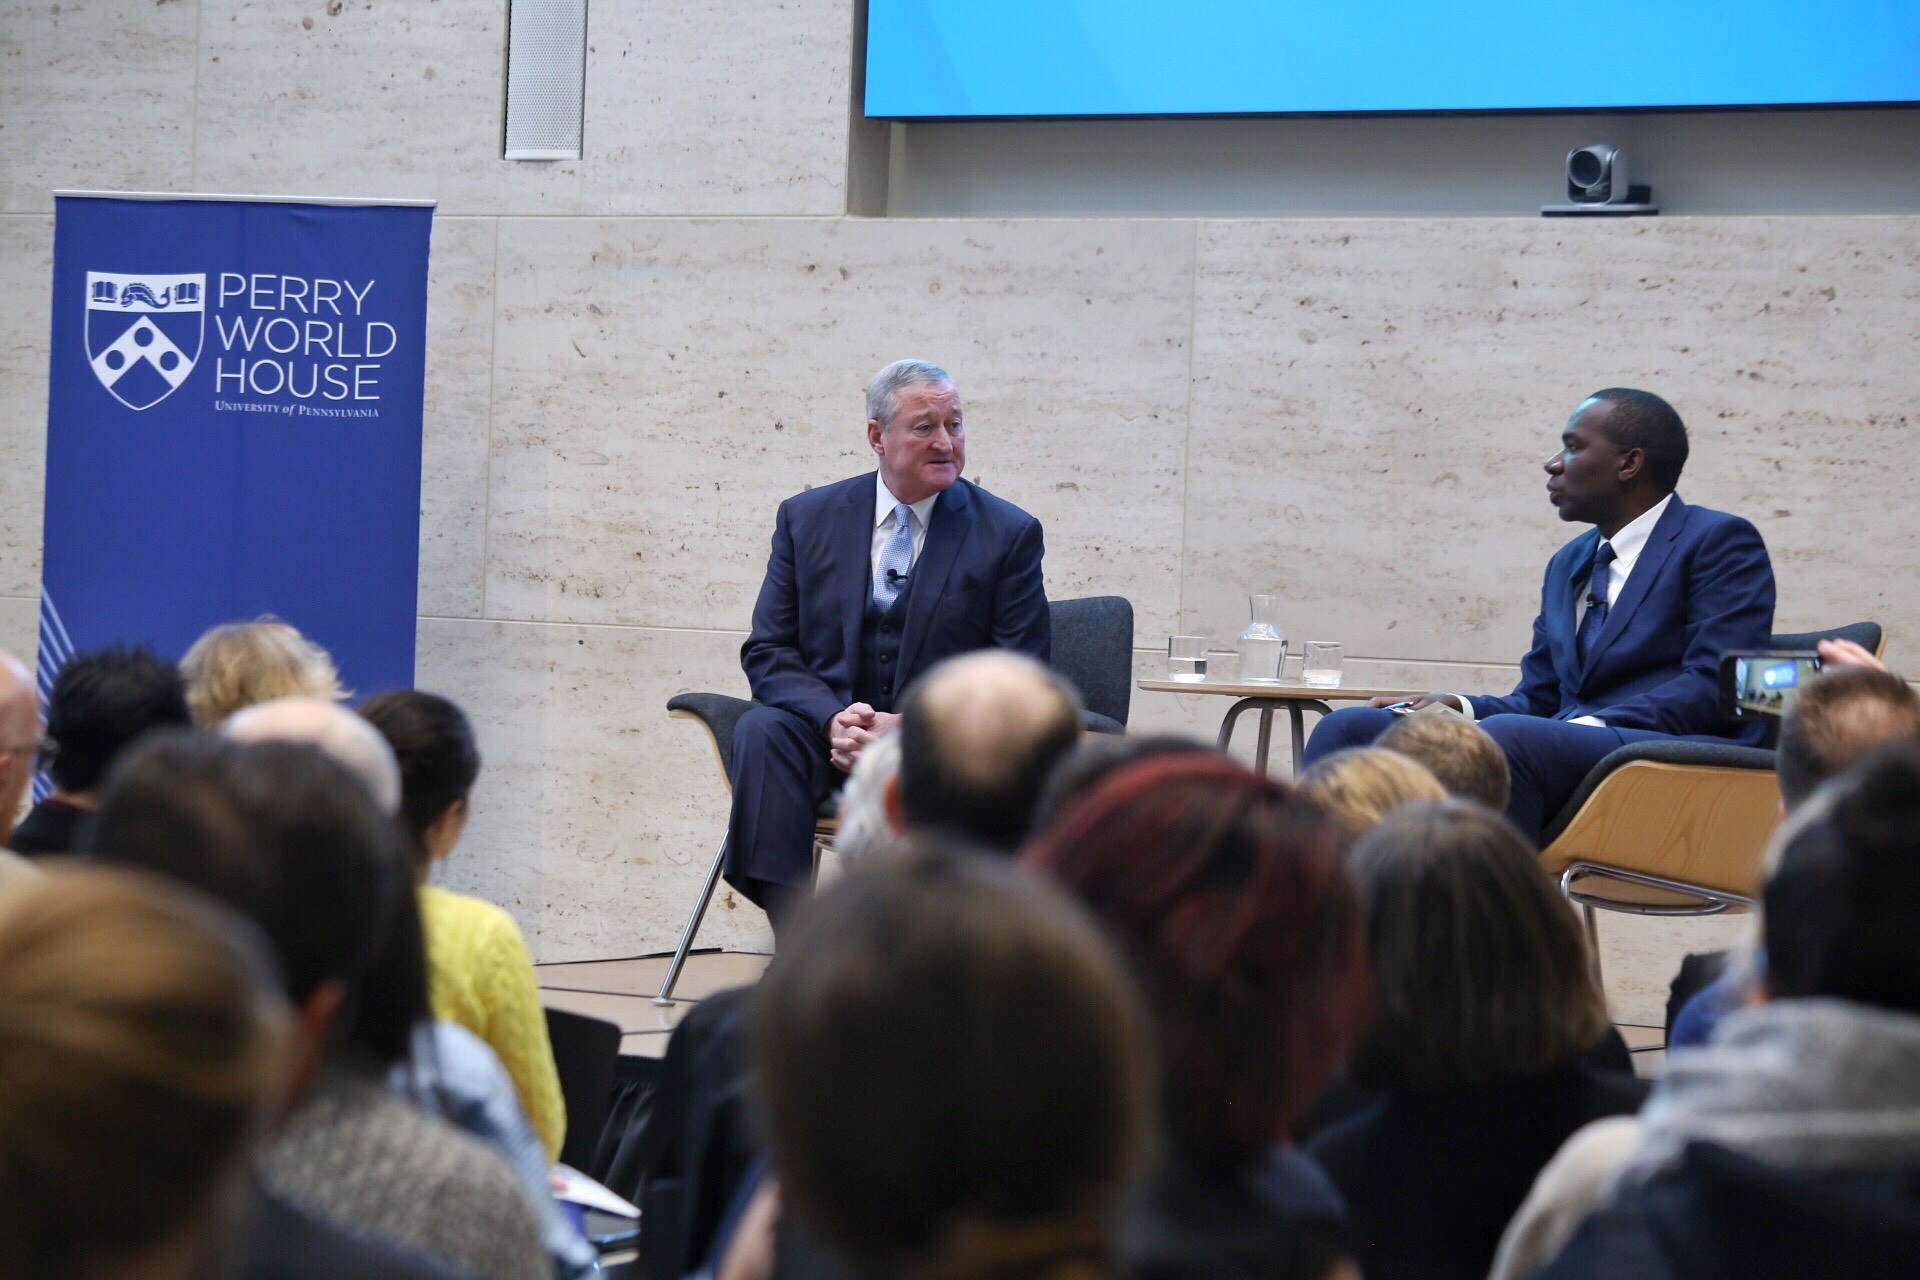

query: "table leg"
left=1253, top=709, right=1277, bottom=773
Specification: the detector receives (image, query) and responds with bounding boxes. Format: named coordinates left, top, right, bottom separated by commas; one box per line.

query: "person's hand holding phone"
left=1817, top=638, right=1888, bottom=673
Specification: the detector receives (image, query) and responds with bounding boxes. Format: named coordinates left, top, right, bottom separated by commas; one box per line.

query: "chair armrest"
left=666, top=692, right=758, bottom=779
left=1541, top=739, right=1775, bottom=846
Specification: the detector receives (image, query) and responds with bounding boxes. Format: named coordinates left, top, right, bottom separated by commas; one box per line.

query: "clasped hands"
left=829, top=702, right=900, bottom=773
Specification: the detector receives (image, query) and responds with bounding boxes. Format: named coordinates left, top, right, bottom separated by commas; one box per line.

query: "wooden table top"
left=1136, top=678, right=1420, bottom=701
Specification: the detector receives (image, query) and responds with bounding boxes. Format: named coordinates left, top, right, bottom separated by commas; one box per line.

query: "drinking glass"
left=1301, top=641, right=1343, bottom=688
left=1167, top=635, right=1209, bottom=683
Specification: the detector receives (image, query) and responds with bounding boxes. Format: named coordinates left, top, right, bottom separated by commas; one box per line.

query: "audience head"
left=1762, top=743, right=1920, bottom=1014
left=1376, top=715, right=1511, bottom=813
left=898, top=650, right=1083, bottom=851
left=755, top=843, right=1149, bottom=1279
left=1026, top=756, right=1366, bottom=1164
left=223, top=696, right=402, bottom=818
left=833, top=729, right=903, bottom=864
left=85, top=732, right=408, bottom=1015
left=0, top=866, right=288, bottom=1280
left=43, top=645, right=189, bottom=799
left=1296, top=747, right=1448, bottom=843
left=1775, top=665, right=1920, bottom=811
left=1346, top=801, right=1611, bottom=1091
left=359, top=690, right=482, bottom=872
left=0, top=649, right=40, bottom=839
left=1030, top=732, right=1220, bottom=833
left=181, top=619, right=345, bottom=728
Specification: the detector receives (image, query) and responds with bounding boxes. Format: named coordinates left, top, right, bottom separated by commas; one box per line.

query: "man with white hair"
left=729, top=359, right=1050, bottom=926
left=224, top=695, right=403, bottom=816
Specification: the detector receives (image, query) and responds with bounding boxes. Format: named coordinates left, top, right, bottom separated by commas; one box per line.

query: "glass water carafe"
left=1236, top=594, right=1286, bottom=683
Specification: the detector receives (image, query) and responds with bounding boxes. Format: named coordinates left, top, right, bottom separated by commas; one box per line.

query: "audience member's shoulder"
left=422, top=885, right=524, bottom=946
left=241, top=1185, right=480, bottom=1280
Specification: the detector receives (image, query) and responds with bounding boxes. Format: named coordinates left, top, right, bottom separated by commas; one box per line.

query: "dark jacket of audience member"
left=1532, top=744, right=1920, bottom=1280
left=755, top=844, right=1151, bottom=1280
left=1306, top=801, right=1647, bottom=1280
left=9, top=645, right=189, bottom=856
left=1025, top=756, right=1367, bottom=1280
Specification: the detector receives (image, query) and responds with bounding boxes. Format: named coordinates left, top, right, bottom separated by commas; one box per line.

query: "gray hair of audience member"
left=223, top=696, right=403, bottom=817
left=753, top=842, right=1150, bottom=1279
left=1346, top=800, right=1611, bottom=1091
left=898, top=650, right=1084, bottom=852
left=1028, top=732, right=1222, bottom=837
left=1376, top=714, right=1513, bottom=813
left=865, top=358, right=955, bottom=429
left=834, top=731, right=904, bottom=864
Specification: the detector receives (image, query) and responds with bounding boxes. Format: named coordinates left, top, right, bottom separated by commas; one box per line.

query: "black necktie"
left=1576, top=541, right=1617, bottom=664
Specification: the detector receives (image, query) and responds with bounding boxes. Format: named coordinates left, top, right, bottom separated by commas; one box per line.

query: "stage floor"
left=536, top=950, right=771, bottom=1058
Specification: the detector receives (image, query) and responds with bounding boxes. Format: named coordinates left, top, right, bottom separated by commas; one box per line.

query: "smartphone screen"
left=1729, top=653, right=1820, bottom=718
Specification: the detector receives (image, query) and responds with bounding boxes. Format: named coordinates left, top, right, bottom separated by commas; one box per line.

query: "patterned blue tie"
left=872, top=503, right=915, bottom=611
left=1576, top=541, right=1617, bottom=665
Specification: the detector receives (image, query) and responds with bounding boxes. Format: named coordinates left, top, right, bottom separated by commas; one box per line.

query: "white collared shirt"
left=1462, top=493, right=1674, bottom=726
left=1573, top=492, right=1672, bottom=630
left=871, top=473, right=938, bottom=587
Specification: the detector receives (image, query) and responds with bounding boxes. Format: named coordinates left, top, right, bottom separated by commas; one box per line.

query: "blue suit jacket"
left=1472, top=495, right=1775, bottom=744
left=741, top=473, right=1050, bottom=735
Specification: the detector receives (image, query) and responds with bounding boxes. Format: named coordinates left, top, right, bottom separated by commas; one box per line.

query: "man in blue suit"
left=1303, top=388, right=1774, bottom=842
left=728, top=359, right=1050, bottom=921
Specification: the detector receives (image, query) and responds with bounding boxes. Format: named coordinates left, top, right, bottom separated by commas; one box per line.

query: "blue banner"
left=40, top=194, right=433, bottom=719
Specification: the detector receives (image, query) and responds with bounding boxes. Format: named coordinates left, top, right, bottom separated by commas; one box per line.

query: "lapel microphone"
left=886, top=568, right=909, bottom=585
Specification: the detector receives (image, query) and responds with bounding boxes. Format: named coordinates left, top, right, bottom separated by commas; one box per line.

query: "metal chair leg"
left=653, top=833, right=727, bottom=1006
left=1583, top=901, right=1603, bottom=988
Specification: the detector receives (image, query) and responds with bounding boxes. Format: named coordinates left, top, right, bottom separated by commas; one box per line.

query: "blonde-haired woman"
left=1297, top=746, right=1449, bottom=843
left=0, top=865, right=288, bottom=1280
left=181, top=619, right=346, bottom=727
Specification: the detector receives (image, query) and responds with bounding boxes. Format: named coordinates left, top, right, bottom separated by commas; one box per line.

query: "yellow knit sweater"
left=418, top=885, right=567, bottom=1161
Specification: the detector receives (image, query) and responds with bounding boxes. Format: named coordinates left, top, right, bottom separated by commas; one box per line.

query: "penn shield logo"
left=85, top=272, right=205, bottom=410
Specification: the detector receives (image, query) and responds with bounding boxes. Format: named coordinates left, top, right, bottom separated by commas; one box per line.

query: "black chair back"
left=545, top=1006, right=623, bottom=1171
left=1049, top=596, right=1134, bottom=728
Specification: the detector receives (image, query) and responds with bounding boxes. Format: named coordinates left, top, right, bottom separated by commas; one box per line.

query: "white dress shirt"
left=1462, top=493, right=1673, bottom=727
left=871, top=473, right=938, bottom=588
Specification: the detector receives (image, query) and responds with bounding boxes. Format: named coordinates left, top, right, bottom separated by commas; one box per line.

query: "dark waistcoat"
left=852, top=569, right=916, bottom=713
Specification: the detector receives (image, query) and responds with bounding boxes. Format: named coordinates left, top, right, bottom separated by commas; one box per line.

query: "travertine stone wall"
left=4, top=2, right=1915, bottom=958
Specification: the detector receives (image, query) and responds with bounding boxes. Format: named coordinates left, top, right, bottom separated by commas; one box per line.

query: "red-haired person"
left=1025, top=756, right=1369, bottom=1280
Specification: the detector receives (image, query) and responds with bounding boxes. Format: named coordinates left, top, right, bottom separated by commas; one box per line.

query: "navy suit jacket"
left=741, top=473, right=1050, bottom=735
left=1472, top=495, right=1774, bottom=744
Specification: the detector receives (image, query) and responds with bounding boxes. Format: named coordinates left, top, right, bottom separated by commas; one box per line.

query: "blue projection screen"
left=866, top=2, right=1920, bottom=119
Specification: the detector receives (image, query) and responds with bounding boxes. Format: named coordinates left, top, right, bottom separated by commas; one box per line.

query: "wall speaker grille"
left=504, top=0, right=588, bottom=161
